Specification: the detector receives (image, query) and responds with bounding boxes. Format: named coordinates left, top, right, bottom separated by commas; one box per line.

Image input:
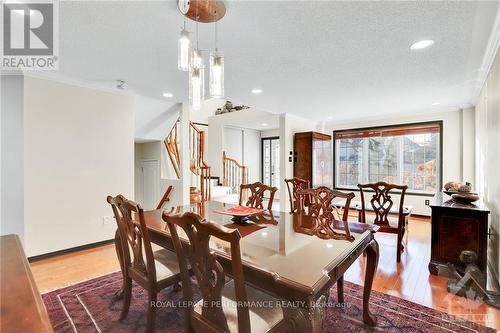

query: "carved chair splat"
left=357, top=182, right=409, bottom=262
left=285, top=177, right=310, bottom=213
left=239, top=182, right=278, bottom=211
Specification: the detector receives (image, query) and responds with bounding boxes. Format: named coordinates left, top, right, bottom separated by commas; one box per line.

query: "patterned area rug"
left=42, top=272, right=494, bottom=333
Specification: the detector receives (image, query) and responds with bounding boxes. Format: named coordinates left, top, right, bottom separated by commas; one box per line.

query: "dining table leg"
left=294, top=293, right=327, bottom=333
left=363, top=239, right=379, bottom=326
left=114, top=230, right=125, bottom=299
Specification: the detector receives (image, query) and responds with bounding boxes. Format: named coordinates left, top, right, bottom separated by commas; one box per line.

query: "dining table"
left=114, top=200, right=380, bottom=332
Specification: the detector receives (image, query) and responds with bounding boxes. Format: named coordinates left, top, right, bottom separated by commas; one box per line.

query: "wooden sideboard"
left=428, top=193, right=490, bottom=275
left=0, top=234, right=53, bottom=333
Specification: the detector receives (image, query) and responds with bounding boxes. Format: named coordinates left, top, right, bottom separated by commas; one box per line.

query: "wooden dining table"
left=115, top=200, right=379, bottom=332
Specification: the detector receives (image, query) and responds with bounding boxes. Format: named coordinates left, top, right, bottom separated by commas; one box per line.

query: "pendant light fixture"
left=209, top=19, right=224, bottom=98
left=177, top=21, right=190, bottom=71
left=189, top=17, right=204, bottom=110
left=178, top=0, right=226, bottom=109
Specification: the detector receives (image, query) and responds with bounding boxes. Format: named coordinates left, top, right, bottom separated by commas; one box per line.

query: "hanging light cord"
left=214, top=10, right=218, bottom=52
left=195, top=4, right=199, bottom=51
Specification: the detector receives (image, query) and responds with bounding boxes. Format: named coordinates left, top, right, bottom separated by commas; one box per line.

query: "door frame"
left=261, top=136, right=280, bottom=187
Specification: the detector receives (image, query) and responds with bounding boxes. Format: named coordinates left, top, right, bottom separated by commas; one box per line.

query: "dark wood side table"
left=428, top=193, right=490, bottom=275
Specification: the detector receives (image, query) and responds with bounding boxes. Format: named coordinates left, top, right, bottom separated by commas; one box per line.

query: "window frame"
left=332, top=121, right=443, bottom=197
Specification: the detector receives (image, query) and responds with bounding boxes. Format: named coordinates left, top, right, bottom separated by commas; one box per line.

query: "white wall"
left=475, top=49, right=500, bottom=280
left=261, top=129, right=280, bottom=138
left=23, top=76, right=135, bottom=256
left=1, top=75, right=24, bottom=240
left=279, top=114, right=318, bottom=212
left=224, top=127, right=244, bottom=162
left=323, top=109, right=473, bottom=216
left=462, top=107, right=476, bottom=184
left=243, top=129, right=262, bottom=183
left=135, top=95, right=180, bottom=141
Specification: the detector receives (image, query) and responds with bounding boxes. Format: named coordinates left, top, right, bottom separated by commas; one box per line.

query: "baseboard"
left=28, top=238, right=114, bottom=262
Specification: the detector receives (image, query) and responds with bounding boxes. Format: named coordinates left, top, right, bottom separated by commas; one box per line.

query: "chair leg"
left=146, top=290, right=157, bottom=333
left=396, top=231, right=403, bottom=262
left=120, top=277, right=132, bottom=320
left=337, top=275, right=344, bottom=303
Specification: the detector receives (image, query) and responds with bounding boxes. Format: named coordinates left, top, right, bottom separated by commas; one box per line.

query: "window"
left=334, top=122, right=441, bottom=195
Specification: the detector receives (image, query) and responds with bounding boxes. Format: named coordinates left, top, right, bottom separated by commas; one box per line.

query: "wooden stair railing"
left=190, top=122, right=211, bottom=201
left=164, top=120, right=212, bottom=201
left=164, top=118, right=181, bottom=179
left=223, top=151, right=248, bottom=195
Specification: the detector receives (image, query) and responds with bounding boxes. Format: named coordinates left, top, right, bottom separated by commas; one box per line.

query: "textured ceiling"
left=57, top=1, right=499, bottom=121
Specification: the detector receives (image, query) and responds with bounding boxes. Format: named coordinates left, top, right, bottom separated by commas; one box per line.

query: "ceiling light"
left=410, top=39, right=435, bottom=50
left=327, top=116, right=333, bottom=120
left=326, top=243, right=333, bottom=248
left=163, top=92, right=173, bottom=98
left=431, top=102, right=440, bottom=106
left=251, top=89, right=263, bottom=94
left=261, top=123, right=268, bottom=126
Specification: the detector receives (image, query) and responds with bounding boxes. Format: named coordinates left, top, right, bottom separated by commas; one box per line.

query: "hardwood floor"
left=30, top=216, right=500, bottom=331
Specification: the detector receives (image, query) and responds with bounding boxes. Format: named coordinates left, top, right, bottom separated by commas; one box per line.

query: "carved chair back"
left=107, top=195, right=156, bottom=286
left=239, top=182, right=277, bottom=210
left=297, top=187, right=354, bottom=221
left=164, top=212, right=251, bottom=333
left=284, top=177, right=310, bottom=213
left=357, top=182, right=408, bottom=227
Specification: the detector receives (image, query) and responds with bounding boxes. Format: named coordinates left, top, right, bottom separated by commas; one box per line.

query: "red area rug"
left=42, top=271, right=494, bottom=332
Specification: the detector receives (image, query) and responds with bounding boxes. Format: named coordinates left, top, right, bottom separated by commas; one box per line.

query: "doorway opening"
left=261, top=137, right=280, bottom=194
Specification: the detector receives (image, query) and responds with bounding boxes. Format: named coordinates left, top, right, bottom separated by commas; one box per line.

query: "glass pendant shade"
left=189, top=64, right=204, bottom=110
left=190, top=49, right=203, bottom=69
left=209, top=51, right=224, bottom=98
left=177, top=29, right=190, bottom=71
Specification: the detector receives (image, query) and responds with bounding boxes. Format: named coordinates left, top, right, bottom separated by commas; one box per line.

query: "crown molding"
left=472, top=5, right=500, bottom=103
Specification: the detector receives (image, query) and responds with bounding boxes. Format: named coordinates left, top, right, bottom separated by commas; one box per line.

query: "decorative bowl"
left=451, top=193, right=480, bottom=204
left=443, top=190, right=477, bottom=197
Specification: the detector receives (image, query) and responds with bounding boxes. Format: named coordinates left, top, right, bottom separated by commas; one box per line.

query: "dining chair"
left=239, top=182, right=278, bottom=211
left=107, top=195, right=182, bottom=333
left=157, top=185, right=173, bottom=209
left=296, top=186, right=355, bottom=304
left=284, top=177, right=310, bottom=213
left=163, top=211, right=300, bottom=333
left=357, top=181, right=409, bottom=262
left=297, top=187, right=354, bottom=221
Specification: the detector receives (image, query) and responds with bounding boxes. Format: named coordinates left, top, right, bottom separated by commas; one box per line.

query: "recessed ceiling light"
left=431, top=102, right=440, bottom=106
left=410, top=39, right=435, bottom=50
left=327, top=116, right=334, bottom=120
left=326, top=243, right=333, bottom=248
left=261, top=123, right=268, bottom=126
left=162, top=92, right=173, bottom=98
left=251, top=89, right=263, bottom=94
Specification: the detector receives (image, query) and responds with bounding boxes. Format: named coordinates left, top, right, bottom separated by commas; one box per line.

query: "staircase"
left=223, top=151, right=248, bottom=199
left=164, top=119, right=212, bottom=201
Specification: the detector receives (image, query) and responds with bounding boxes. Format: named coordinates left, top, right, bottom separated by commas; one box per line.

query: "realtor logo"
left=1, top=1, right=59, bottom=70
